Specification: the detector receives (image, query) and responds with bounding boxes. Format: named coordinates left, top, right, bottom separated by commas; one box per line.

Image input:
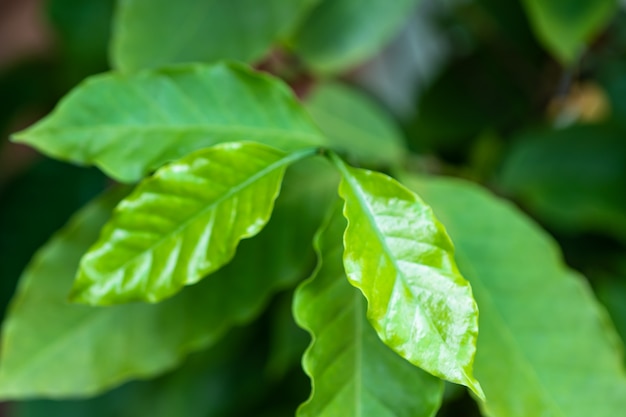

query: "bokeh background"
left=1, top=0, right=626, bottom=415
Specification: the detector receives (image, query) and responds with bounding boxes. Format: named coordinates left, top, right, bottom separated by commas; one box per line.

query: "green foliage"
left=521, top=0, right=617, bottom=64
left=72, top=143, right=315, bottom=304
left=111, top=0, right=316, bottom=72
left=304, top=82, right=405, bottom=167
left=294, top=204, right=443, bottom=416
left=13, top=63, right=325, bottom=183
left=499, top=125, right=626, bottom=242
left=2, top=1, right=626, bottom=416
left=331, top=154, right=483, bottom=397
left=288, top=0, right=417, bottom=73
left=408, top=176, right=626, bottom=416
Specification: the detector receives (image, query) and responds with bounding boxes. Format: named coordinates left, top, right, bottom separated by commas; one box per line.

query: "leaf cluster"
left=1, top=0, right=626, bottom=416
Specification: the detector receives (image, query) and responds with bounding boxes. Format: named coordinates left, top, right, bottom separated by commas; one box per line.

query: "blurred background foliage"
left=0, top=0, right=625, bottom=415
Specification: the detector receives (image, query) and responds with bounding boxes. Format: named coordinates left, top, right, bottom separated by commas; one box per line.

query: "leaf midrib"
left=336, top=163, right=460, bottom=370
left=23, top=124, right=323, bottom=143
left=97, top=148, right=315, bottom=277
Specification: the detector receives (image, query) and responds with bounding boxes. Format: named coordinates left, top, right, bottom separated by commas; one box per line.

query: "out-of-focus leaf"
left=499, top=125, right=626, bottom=242
left=12, top=62, right=326, bottom=183
left=599, top=61, right=626, bottom=127
left=521, top=0, right=617, bottom=64
left=0, top=157, right=336, bottom=398
left=46, top=0, right=114, bottom=84
left=110, top=0, right=317, bottom=72
left=72, top=143, right=316, bottom=305
left=265, top=292, right=309, bottom=381
left=304, top=82, right=405, bottom=167
left=289, top=0, right=418, bottom=74
left=408, top=50, right=532, bottom=158
left=294, top=203, right=443, bottom=416
left=0, top=159, right=105, bottom=321
left=330, top=153, right=483, bottom=397
left=14, top=327, right=273, bottom=417
left=408, top=175, right=626, bottom=417
left=595, top=263, right=626, bottom=351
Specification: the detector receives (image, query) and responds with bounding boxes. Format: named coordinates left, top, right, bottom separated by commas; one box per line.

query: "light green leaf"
left=304, top=82, right=405, bottom=167
left=521, top=0, right=617, bottom=64
left=12, top=62, right=325, bottom=183
left=407, top=175, right=626, bottom=417
left=289, top=0, right=418, bottom=73
left=72, top=142, right=316, bottom=305
left=0, top=158, right=336, bottom=398
left=499, top=125, right=626, bottom=242
left=329, top=153, right=483, bottom=398
left=111, top=0, right=318, bottom=72
left=294, top=203, right=443, bottom=417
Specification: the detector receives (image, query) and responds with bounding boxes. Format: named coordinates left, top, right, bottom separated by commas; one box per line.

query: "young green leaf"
left=304, top=82, right=405, bottom=167
left=329, top=153, right=484, bottom=398
left=12, top=62, right=325, bottom=183
left=521, top=0, right=616, bottom=64
left=72, top=142, right=316, bottom=305
left=0, top=158, right=336, bottom=398
left=294, top=203, right=444, bottom=417
left=111, top=0, right=318, bottom=72
left=288, top=0, right=418, bottom=73
left=407, top=175, right=626, bottom=417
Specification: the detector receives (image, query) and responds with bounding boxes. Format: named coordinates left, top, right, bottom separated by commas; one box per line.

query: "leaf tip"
left=467, top=377, right=486, bottom=402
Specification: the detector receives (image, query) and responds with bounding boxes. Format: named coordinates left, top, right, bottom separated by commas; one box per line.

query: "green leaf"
left=329, top=153, right=483, bottom=398
left=304, top=82, right=405, bottom=167
left=294, top=203, right=444, bottom=417
left=289, top=0, right=418, bottom=73
left=111, top=0, right=318, bottom=72
left=46, top=0, right=114, bottom=84
left=498, top=125, right=626, bottom=242
left=0, top=157, right=336, bottom=398
left=407, top=175, right=626, bottom=417
left=596, top=276, right=626, bottom=354
left=72, top=142, right=316, bottom=305
left=0, top=159, right=106, bottom=322
left=521, top=0, right=617, bottom=64
left=12, top=62, right=326, bottom=183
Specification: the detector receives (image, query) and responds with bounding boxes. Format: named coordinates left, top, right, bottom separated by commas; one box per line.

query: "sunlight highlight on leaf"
left=72, top=142, right=317, bottom=305
left=330, top=153, right=483, bottom=398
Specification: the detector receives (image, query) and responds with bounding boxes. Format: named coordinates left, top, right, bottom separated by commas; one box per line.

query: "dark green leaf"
left=265, top=292, right=309, bottom=381
left=294, top=203, right=443, bottom=416
left=111, top=0, right=318, bottom=72
left=72, top=142, right=316, bottom=305
left=408, top=175, right=626, bottom=417
left=46, top=0, right=114, bottom=83
left=304, top=82, right=405, bottom=167
left=498, top=125, right=626, bottom=242
left=0, top=159, right=106, bottom=322
left=0, top=157, right=336, bottom=398
left=521, top=0, right=617, bottom=63
left=13, top=62, right=326, bottom=183
left=330, top=153, right=483, bottom=397
left=289, top=0, right=418, bottom=73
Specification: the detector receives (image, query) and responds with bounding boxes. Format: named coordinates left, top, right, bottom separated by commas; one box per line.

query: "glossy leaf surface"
left=521, top=0, right=616, bottom=63
left=499, top=125, right=626, bottom=242
left=72, top=142, right=315, bottom=305
left=12, top=62, right=325, bottom=183
left=408, top=176, right=626, bottom=417
left=0, top=158, right=336, bottom=398
left=304, top=82, right=405, bottom=167
left=331, top=154, right=483, bottom=397
left=289, top=0, right=418, bottom=73
left=294, top=204, right=443, bottom=417
left=111, top=0, right=317, bottom=72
